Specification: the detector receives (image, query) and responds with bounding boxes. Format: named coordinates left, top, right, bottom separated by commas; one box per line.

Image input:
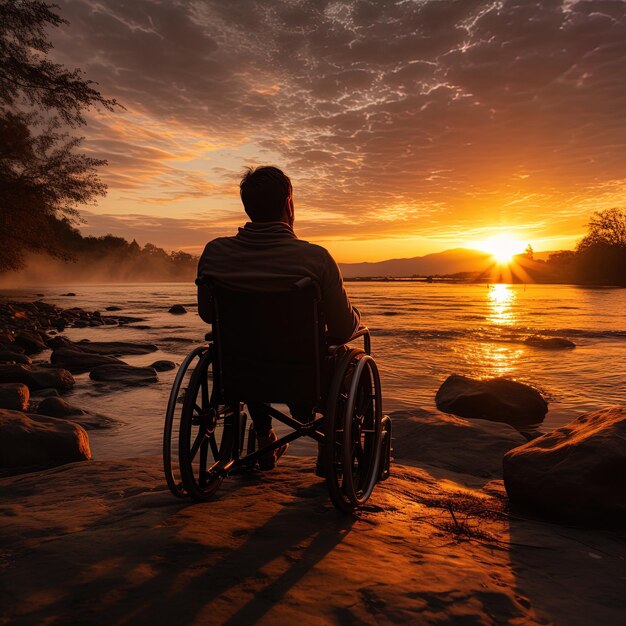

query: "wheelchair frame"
left=163, top=278, right=391, bottom=512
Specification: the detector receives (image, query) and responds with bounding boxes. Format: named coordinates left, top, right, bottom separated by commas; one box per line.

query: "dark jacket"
left=197, top=221, right=359, bottom=342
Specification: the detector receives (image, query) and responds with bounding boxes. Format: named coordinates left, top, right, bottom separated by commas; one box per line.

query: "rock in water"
left=0, top=383, right=30, bottom=411
left=435, top=374, right=548, bottom=428
left=0, top=331, right=14, bottom=344
left=36, top=396, right=86, bottom=417
left=13, top=331, right=47, bottom=355
left=32, top=388, right=59, bottom=398
left=0, top=351, right=32, bottom=365
left=46, top=336, right=74, bottom=350
left=168, top=304, right=187, bottom=315
left=150, top=360, right=176, bottom=372
left=75, top=340, right=158, bottom=355
left=0, top=364, right=75, bottom=391
left=35, top=396, right=116, bottom=430
left=0, top=409, right=91, bottom=469
left=89, top=364, right=158, bottom=384
left=525, top=335, right=576, bottom=349
left=503, top=406, right=626, bottom=524
left=51, top=348, right=125, bottom=373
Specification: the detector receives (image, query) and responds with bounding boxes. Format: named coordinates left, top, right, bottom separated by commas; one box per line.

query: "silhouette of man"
left=197, top=166, right=360, bottom=470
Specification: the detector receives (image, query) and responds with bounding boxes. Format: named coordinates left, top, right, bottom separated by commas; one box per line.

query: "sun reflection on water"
left=487, top=283, right=516, bottom=326
left=453, top=284, right=523, bottom=377
left=476, top=344, right=524, bottom=377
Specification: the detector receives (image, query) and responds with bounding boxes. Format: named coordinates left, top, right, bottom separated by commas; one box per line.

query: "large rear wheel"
left=163, top=346, right=208, bottom=497
left=178, top=348, right=236, bottom=501
left=324, top=349, right=383, bottom=512
left=341, top=355, right=383, bottom=507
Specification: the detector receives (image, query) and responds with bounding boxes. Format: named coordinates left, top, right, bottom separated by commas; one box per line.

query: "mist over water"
left=2, top=282, right=625, bottom=459
left=0, top=254, right=195, bottom=287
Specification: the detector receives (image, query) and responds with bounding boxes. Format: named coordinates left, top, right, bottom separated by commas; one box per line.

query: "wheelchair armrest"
left=328, top=325, right=371, bottom=355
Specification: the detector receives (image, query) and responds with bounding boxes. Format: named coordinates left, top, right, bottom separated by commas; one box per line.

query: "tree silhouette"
left=578, top=208, right=626, bottom=250
left=575, top=208, right=626, bottom=285
left=523, top=243, right=534, bottom=260
left=0, top=0, right=118, bottom=271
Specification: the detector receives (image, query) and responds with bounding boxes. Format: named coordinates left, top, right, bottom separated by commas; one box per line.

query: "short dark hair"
left=239, top=166, right=292, bottom=222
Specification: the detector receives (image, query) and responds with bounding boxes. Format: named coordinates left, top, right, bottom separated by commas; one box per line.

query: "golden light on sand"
left=477, top=235, right=526, bottom=265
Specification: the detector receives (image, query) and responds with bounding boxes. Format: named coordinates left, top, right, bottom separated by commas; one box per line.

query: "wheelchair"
left=163, top=276, right=391, bottom=512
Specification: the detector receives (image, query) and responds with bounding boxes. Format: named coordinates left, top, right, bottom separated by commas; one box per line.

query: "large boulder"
left=435, top=374, right=548, bottom=428
left=0, top=409, right=91, bottom=469
left=391, top=408, right=527, bottom=479
left=0, top=364, right=75, bottom=391
left=35, top=396, right=117, bottom=430
left=90, top=364, right=158, bottom=384
left=168, top=304, right=187, bottom=315
left=503, top=406, right=626, bottom=525
left=75, top=340, right=158, bottom=355
left=51, top=348, right=125, bottom=373
left=13, top=331, right=47, bottom=355
left=0, top=383, right=30, bottom=411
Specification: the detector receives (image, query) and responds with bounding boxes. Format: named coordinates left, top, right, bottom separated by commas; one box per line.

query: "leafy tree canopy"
left=0, top=0, right=117, bottom=126
left=577, top=207, right=626, bottom=251
left=0, top=0, right=119, bottom=272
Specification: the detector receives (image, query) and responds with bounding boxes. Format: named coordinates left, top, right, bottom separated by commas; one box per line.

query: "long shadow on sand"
left=1, top=464, right=355, bottom=626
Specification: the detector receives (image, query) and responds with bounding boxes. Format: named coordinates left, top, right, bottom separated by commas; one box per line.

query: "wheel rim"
left=179, top=349, right=234, bottom=500
left=341, top=355, right=383, bottom=506
left=324, top=349, right=364, bottom=512
left=163, top=346, right=208, bottom=498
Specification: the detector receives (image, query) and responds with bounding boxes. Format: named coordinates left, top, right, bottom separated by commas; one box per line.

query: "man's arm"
left=321, top=251, right=360, bottom=343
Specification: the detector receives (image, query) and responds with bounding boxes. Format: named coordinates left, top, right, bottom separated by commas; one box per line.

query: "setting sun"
left=477, top=235, right=526, bottom=265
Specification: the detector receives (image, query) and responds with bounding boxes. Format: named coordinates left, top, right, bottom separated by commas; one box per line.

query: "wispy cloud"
left=50, top=0, right=626, bottom=257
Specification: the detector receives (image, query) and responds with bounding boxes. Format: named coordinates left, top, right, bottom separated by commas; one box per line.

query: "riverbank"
left=1, top=409, right=625, bottom=626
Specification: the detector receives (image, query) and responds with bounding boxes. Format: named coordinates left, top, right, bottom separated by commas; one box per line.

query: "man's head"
left=240, top=166, right=293, bottom=225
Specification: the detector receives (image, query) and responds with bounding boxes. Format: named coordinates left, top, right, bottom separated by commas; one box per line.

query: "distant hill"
left=339, top=248, right=495, bottom=278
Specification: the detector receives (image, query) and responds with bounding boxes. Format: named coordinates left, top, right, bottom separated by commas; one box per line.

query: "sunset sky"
left=49, top=0, right=626, bottom=262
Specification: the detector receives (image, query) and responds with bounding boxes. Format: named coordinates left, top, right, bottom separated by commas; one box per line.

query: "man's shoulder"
left=293, top=238, right=332, bottom=259
left=200, top=235, right=238, bottom=254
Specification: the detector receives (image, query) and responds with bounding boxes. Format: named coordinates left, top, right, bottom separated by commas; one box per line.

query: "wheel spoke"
left=201, top=375, right=209, bottom=409
left=352, top=440, right=364, bottom=463
left=209, top=433, right=219, bottom=460
left=189, top=427, right=206, bottom=461
left=199, top=437, right=208, bottom=485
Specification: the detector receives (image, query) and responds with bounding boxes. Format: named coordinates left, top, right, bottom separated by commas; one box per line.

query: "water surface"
left=2, top=282, right=624, bottom=458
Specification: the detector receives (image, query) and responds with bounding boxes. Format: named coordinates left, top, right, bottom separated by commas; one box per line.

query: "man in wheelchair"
left=163, top=166, right=390, bottom=512
left=197, top=166, right=361, bottom=471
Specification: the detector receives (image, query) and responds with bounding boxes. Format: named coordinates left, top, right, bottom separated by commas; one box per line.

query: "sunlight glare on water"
left=487, top=283, right=516, bottom=325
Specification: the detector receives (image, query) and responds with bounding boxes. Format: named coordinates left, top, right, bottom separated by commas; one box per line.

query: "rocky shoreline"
left=1, top=297, right=625, bottom=624
left=0, top=298, right=174, bottom=470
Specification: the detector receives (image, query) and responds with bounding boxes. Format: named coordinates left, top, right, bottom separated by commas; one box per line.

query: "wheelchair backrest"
left=202, top=277, right=325, bottom=406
